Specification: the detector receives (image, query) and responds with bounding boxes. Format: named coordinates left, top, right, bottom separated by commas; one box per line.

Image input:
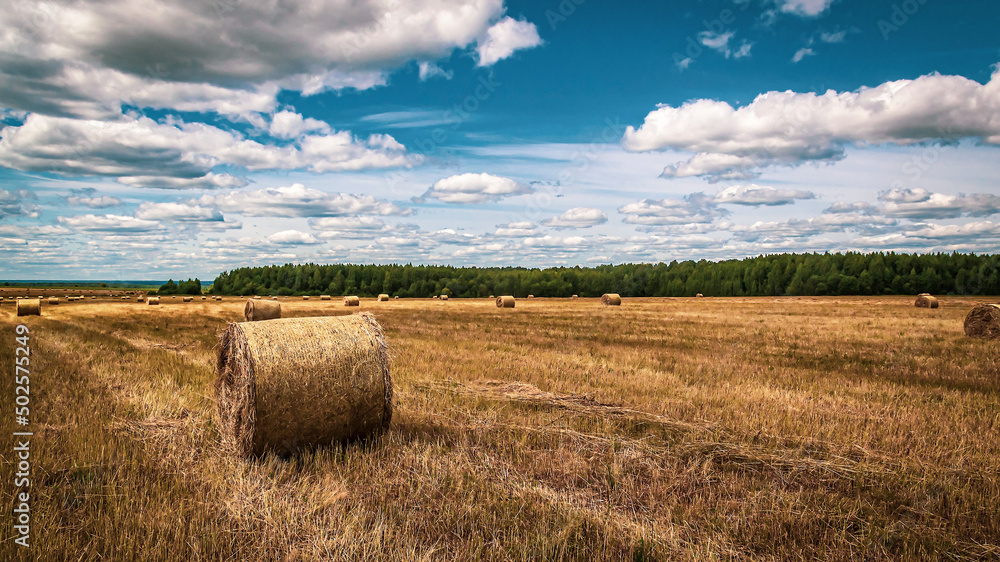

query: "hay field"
left=1, top=296, right=998, bottom=560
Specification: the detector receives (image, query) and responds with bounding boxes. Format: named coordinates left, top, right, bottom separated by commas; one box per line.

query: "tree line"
left=207, top=252, right=1000, bottom=298
left=156, top=278, right=203, bottom=295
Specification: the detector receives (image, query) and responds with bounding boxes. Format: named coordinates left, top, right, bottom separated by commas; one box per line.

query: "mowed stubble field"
left=1, top=295, right=998, bottom=560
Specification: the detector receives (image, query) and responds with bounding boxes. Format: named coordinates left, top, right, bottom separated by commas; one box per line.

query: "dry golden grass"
left=1, top=296, right=998, bottom=560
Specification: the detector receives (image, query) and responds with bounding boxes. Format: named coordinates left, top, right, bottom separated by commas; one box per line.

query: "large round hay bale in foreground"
left=964, top=304, right=1000, bottom=339
left=378, top=293, right=389, bottom=302
left=48, top=297, right=59, bottom=305
left=496, top=295, right=515, bottom=308
left=215, top=313, right=393, bottom=457
left=17, top=298, right=41, bottom=316
left=601, top=293, right=622, bottom=306
left=320, top=295, right=331, bottom=301
left=245, top=299, right=281, bottom=322
left=914, top=295, right=939, bottom=308
left=147, top=297, right=160, bottom=305
left=344, top=296, right=360, bottom=307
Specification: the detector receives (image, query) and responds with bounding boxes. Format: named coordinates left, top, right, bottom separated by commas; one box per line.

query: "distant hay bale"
left=344, top=296, right=360, bottom=307
left=320, top=295, right=331, bottom=301
left=17, top=298, right=40, bottom=316
left=378, top=294, right=389, bottom=301
left=527, top=294, right=534, bottom=299
left=202, top=296, right=207, bottom=300
left=244, top=299, right=281, bottom=322
left=496, top=295, right=515, bottom=308
left=48, top=297, right=59, bottom=305
left=121, top=296, right=128, bottom=300
left=489, top=295, right=494, bottom=299
left=183, top=296, right=193, bottom=302
left=914, top=295, right=939, bottom=309
left=964, top=304, right=1000, bottom=339
left=601, top=293, right=622, bottom=306
left=440, top=294, right=449, bottom=301
left=571, top=295, right=579, bottom=299
left=271, top=296, right=277, bottom=300
left=136, top=296, right=143, bottom=302
left=216, top=296, right=223, bottom=301
left=302, top=296, right=310, bottom=300
left=147, top=297, right=160, bottom=305
left=696, top=293, right=704, bottom=298
left=394, top=296, right=399, bottom=300
left=215, top=313, right=392, bottom=457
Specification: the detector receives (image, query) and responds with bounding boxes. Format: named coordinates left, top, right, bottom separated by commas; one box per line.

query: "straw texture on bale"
left=964, top=304, right=1000, bottom=339
left=601, top=293, right=622, bottom=306
left=215, top=313, right=393, bottom=457
left=183, top=296, right=194, bottom=302
left=147, top=297, right=160, bottom=305
left=244, top=299, right=281, bottom=322
left=440, top=294, right=449, bottom=301
left=17, top=298, right=40, bottom=316
left=320, top=295, right=331, bottom=300
left=914, top=295, right=939, bottom=309
left=344, top=296, right=360, bottom=307
left=496, top=295, right=515, bottom=308
left=378, top=294, right=389, bottom=301
left=48, top=297, right=59, bottom=305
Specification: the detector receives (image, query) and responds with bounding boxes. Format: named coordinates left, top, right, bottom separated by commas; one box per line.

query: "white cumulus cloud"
left=476, top=17, right=542, bottom=67
left=416, top=172, right=533, bottom=204
left=714, top=184, right=816, bottom=206
left=540, top=207, right=609, bottom=229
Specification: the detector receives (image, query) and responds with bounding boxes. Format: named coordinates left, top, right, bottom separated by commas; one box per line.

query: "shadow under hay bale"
left=215, top=313, right=393, bottom=457
left=17, top=298, right=40, bottom=316
left=601, top=293, right=622, bottom=306
left=244, top=299, right=281, bottom=322
left=915, top=294, right=939, bottom=308
left=344, top=296, right=360, bottom=307
left=964, top=304, right=1000, bottom=339
left=496, top=295, right=515, bottom=308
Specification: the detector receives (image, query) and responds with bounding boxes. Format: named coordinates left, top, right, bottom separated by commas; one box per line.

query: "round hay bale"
left=202, top=296, right=207, bottom=300
left=302, top=296, right=310, bottom=300
left=914, top=295, right=939, bottom=309
left=136, top=296, right=143, bottom=302
left=964, top=304, right=1000, bottom=339
left=496, top=295, right=515, bottom=308
left=183, top=296, right=194, bottom=302
left=48, top=297, right=59, bottom=305
left=527, top=294, right=534, bottom=299
left=394, top=296, right=399, bottom=300
left=571, top=295, right=579, bottom=299
left=440, top=294, right=449, bottom=301
left=147, top=297, right=160, bottom=305
left=344, top=296, right=360, bottom=307
left=216, top=296, right=223, bottom=301
left=215, top=313, right=392, bottom=457
left=320, top=295, right=331, bottom=301
left=378, top=294, right=389, bottom=302
left=244, top=299, right=281, bottom=322
left=17, top=298, right=40, bottom=316
left=696, top=293, right=704, bottom=298
left=601, top=293, right=622, bottom=306
left=488, top=295, right=494, bottom=299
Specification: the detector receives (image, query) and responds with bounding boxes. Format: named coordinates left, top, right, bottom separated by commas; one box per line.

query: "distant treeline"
left=156, top=278, right=203, bottom=295
left=208, top=253, right=1000, bottom=298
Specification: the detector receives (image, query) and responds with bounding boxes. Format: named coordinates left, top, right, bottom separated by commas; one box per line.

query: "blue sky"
left=1, top=0, right=999, bottom=280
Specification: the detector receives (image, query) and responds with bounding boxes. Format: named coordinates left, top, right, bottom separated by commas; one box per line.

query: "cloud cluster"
left=416, top=172, right=533, bottom=204
left=624, top=65, right=1000, bottom=181
left=540, top=207, right=608, bottom=229
left=877, top=188, right=1000, bottom=219
left=0, top=188, right=39, bottom=218
left=713, top=184, right=816, bottom=206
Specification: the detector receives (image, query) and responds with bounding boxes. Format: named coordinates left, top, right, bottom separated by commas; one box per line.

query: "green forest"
left=207, top=252, right=1000, bottom=298
left=156, top=278, right=203, bottom=295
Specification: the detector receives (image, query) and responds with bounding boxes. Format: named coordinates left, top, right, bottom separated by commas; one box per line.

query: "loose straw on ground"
left=215, top=313, right=393, bottom=457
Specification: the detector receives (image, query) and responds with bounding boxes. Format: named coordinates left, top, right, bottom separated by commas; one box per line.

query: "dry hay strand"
left=343, top=295, right=360, bottom=307
left=48, top=297, right=59, bottom=305
left=496, top=295, right=515, bottom=308
left=183, top=296, right=194, bottom=302
left=320, top=295, right=331, bottom=300
left=601, top=293, right=622, bottom=306
left=244, top=299, right=281, bottom=322
left=147, top=296, right=160, bottom=305
left=964, top=304, right=1000, bottom=339
left=378, top=293, right=389, bottom=301
left=17, top=298, right=41, bottom=316
left=914, top=294, right=939, bottom=308
left=440, top=294, right=449, bottom=301
left=215, top=312, right=393, bottom=457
